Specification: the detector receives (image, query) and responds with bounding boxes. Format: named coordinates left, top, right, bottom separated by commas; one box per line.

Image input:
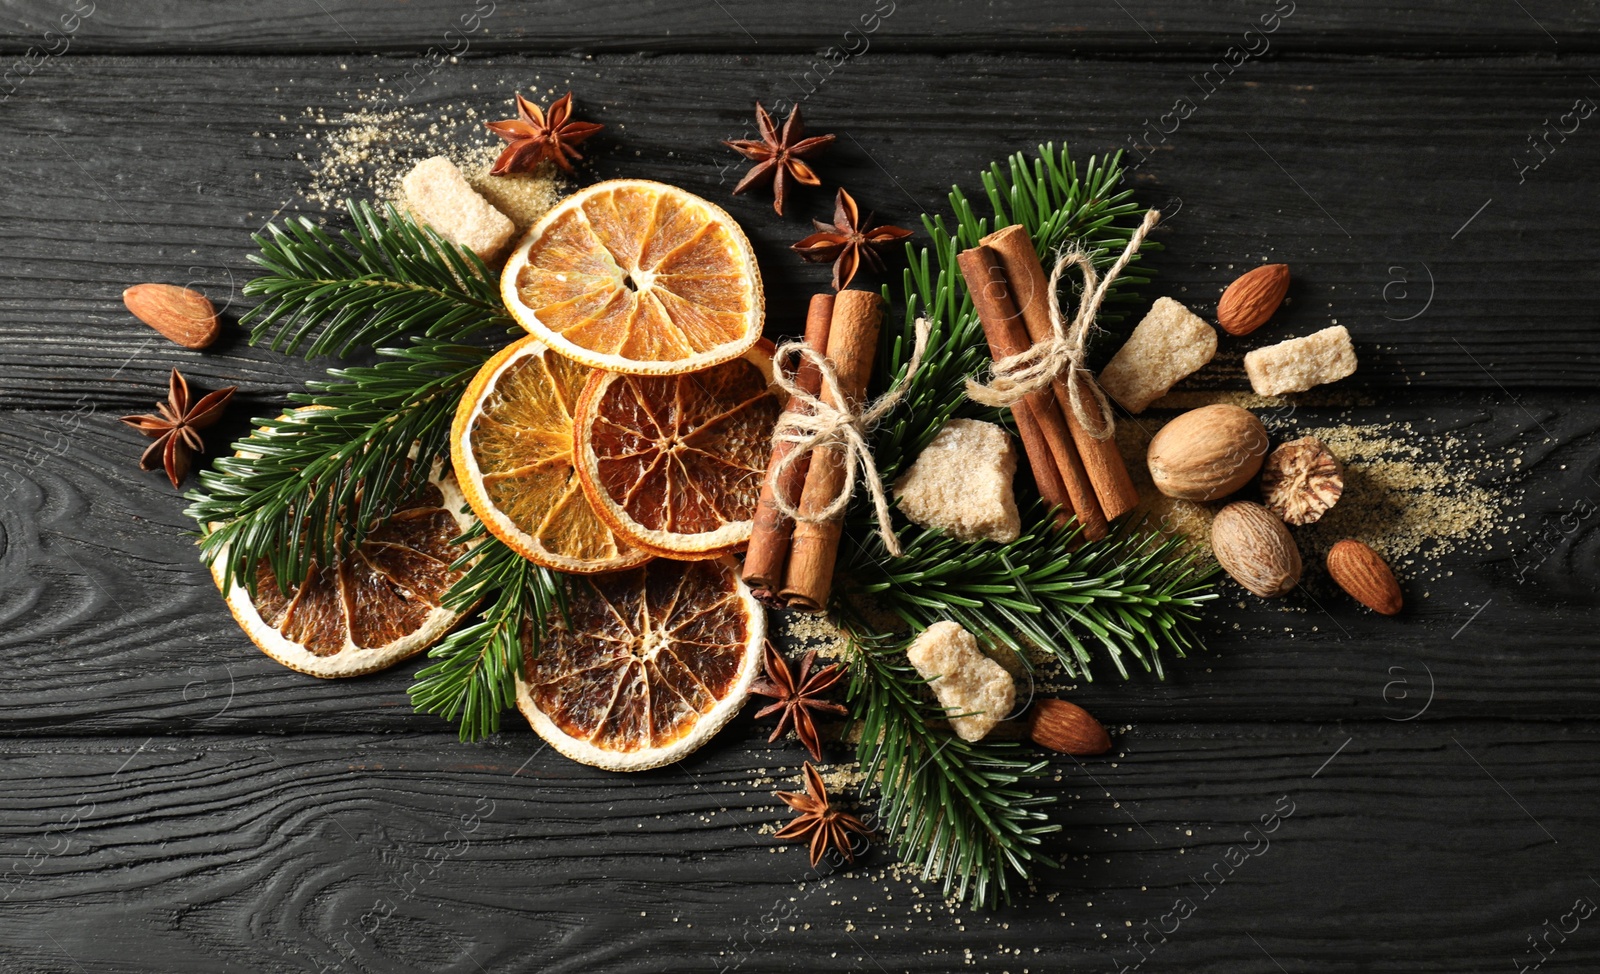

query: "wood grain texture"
left=1, top=724, right=1596, bottom=972
left=1, top=0, right=1597, bottom=55
left=0, top=395, right=1595, bottom=731
left=1, top=54, right=1597, bottom=410
left=2, top=10, right=1598, bottom=971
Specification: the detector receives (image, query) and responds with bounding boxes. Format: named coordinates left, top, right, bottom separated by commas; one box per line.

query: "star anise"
left=791, top=188, right=913, bottom=290
left=485, top=91, right=605, bottom=175
left=751, top=643, right=847, bottom=761
left=723, top=102, right=835, bottom=216
left=119, top=368, right=234, bottom=488
left=774, top=762, right=874, bottom=868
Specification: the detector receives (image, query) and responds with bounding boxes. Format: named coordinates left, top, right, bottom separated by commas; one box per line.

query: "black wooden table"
left=3, top=3, right=1599, bottom=971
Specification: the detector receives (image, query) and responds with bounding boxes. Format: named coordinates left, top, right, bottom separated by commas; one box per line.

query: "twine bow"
left=768, top=317, right=931, bottom=557
left=964, top=209, right=1161, bottom=439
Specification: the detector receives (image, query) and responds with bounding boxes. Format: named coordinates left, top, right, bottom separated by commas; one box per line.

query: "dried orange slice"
left=573, top=346, right=782, bottom=556
left=452, top=335, right=650, bottom=574
left=213, top=440, right=476, bottom=678
left=515, top=556, right=765, bottom=771
left=501, top=178, right=764, bottom=375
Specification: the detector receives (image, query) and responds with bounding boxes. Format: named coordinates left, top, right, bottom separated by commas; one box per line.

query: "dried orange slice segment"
left=452, top=335, right=650, bottom=574
left=515, top=556, right=765, bottom=770
left=502, top=179, right=764, bottom=375
left=213, top=440, right=476, bottom=678
left=573, top=346, right=782, bottom=556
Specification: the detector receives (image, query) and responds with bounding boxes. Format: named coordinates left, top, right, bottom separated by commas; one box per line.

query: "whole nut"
left=1028, top=699, right=1112, bottom=755
left=1147, top=404, right=1269, bottom=501
left=1211, top=500, right=1301, bottom=597
left=1260, top=436, right=1344, bottom=525
left=123, top=283, right=221, bottom=350
left=1217, top=263, right=1290, bottom=336
left=1326, top=540, right=1403, bottom=615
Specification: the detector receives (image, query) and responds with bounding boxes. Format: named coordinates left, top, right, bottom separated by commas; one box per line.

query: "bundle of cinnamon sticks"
left=743, top=289, right=886, bottom=612
left=957, top=225, right=1139, bottom=540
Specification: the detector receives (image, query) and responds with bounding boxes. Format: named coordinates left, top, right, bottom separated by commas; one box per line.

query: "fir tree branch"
left=843, top=507, right=1217, bottom=682
left=831, top=145, right=1212, bottom=905
left=188, top=201, right=521, bottom=594
left=841, top=143, right=1210, bottom=680
left=409, top=531, right=566, bottom=743
left=848, top=635, right=1058, bottom=909
left=187, top=338, right=504, bottom=595
left=242, top=200, right=513, bottom=358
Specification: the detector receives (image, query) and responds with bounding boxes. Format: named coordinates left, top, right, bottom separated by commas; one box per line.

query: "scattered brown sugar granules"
left=296, top=91, right=564, bottom=230
left=1296, top=420, right=1519, bottom=581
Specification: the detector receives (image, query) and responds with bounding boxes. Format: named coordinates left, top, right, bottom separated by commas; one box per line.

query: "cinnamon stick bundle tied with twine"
left=771, top=317, right=929, bottom=550
left=770, top=290, right=929, bottom=612
left=742, top=293, right=834, bottom=603
left=964, top=211, right=1158, bottom=526
left=966, top=209, right=1159, bottom=431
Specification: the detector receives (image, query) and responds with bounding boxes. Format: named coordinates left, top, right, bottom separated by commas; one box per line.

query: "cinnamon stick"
left=958, top=245, right=1107, bottom=540
left=743, top=293, right=835, bottom=602
left=980, top=224, right=1141, bottom=521
left=779, top=289, right=884, bottom=613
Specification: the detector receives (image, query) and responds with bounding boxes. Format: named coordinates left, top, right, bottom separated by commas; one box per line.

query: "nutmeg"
left=1211, top=500, right=1301, bottom=597
left=1260, top=437, right=1343, bottom=525
left=1146, top=404, right=1269, bottom=501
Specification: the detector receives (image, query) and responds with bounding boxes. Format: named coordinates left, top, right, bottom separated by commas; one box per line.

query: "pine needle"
left=409, top=530, right=565, bottom=743
left=845, top=508, right=1217, bottom=682
left=243, top=200, right=512, bottom=358
left=186, top=203, right=518, bottom=595
left=848, top=635, right=1058, bottom=908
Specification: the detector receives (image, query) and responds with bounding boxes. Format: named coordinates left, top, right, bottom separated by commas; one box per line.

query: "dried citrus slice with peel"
left=452, top=335, right=650, bottom=574
left=213, top=432, right=476, bottom=678
left=574, top=346, right=782, bottom=556
left=515, top=556, right=765, bottom=771
left=502, top=178, right=764, bottom=375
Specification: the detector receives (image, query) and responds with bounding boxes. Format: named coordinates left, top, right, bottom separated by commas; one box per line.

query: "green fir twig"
left=848, top=635, right=1058, bottom=908
left=243, top=200, right=513, bottom=357
left=872, top=144, right=1155, bottom=483
left=844, top=510, right=1217, bottom=682
left=409, top=530, right=566, bottom=743
left=186, top=203, right=519, bottom=594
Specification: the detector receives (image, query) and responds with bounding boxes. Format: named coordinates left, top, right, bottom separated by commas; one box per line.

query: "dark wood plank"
left=1, top=723, right=1594, bottom=971
left=0, top=395, right=1594, bottom=731
left=2, top=0, right=1597, bottom=56
left=2, top=54, right=1597, bottom=413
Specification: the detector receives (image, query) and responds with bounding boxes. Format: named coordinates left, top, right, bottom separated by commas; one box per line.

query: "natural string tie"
left=768, top=317, right=931, bottom=557
left=964, top=208, right=1160, bottom=439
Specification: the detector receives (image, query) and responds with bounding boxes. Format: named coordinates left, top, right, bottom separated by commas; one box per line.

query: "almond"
left=1217, top=263, right=1290, bottom=336
left=1211, top=500, right=1301, bottom=598
left=1146, top=404, right=1269, bottom=501
left=1326, top=540, right=1403, bottom=615
left=123, top=284, right=221, bottom=350
left=1028, top=699, right=1112, bottom=755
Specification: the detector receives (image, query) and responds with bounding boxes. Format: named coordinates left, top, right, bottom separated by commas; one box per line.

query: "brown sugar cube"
left=905, top=621, right=1016, bottom=743
left=1243, top=325, right=1358, bottom=396
left=894, top=419, right=1021, bottom=543
left=400, top=156, right=517, bottom=262
left=1097, top=297, right=1218, bottom=414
